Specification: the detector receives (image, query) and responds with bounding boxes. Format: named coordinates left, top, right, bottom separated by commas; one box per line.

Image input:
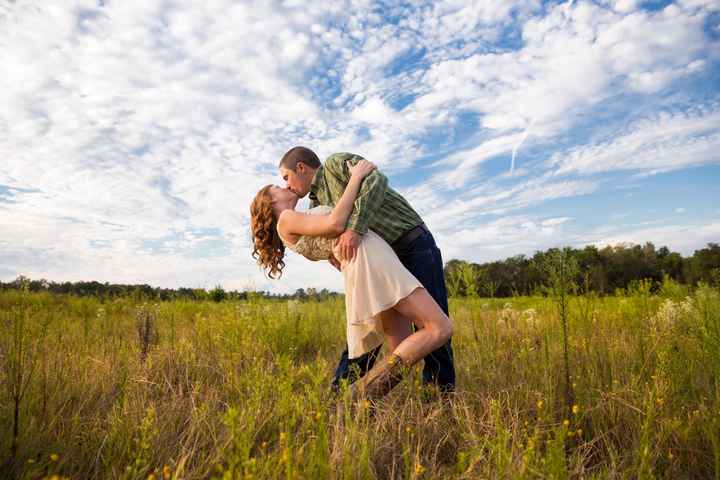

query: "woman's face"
left=270, top=185, right=298, bottom=208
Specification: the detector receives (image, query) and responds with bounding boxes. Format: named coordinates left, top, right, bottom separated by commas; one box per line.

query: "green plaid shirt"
left=308, top=152, right=423, bottom=244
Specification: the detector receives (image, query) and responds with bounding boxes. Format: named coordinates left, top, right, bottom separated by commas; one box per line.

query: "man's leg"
left=331, top=344, right=381, bottom=392
left=395, top=236, right=456, bottom=391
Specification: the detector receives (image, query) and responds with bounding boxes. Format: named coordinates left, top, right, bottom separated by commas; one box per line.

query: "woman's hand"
left=348, top=159, right=376, bottom=180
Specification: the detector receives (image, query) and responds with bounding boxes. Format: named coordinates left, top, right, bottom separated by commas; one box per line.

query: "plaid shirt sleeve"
left=324, top=153, right=388, bottom=235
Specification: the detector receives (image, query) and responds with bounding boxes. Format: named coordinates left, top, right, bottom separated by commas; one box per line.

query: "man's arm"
left=279, top=159, right=377, bottom=240
left=323, top=153, right=388, bottom=235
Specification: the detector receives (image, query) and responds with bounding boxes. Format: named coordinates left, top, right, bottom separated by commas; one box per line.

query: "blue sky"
left=1, top=0, right=719, bottom=293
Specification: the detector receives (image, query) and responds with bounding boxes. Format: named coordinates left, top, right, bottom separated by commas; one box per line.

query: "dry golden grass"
left=0, top=280, right=718, bottom=479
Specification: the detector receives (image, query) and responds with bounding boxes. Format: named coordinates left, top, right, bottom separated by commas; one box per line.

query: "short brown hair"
left=279, top=146, right=321, bottom=171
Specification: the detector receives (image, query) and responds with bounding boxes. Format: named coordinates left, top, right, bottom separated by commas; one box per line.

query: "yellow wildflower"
left=576, top=429, right=583, bottom=437
left=50, top=453, right=59, bottom=462
left=279, top=432, right=286, bottom=442
left=536, top=400, right=544, bottom=409
left=163, top=465, right=172, bottom=478
left=148, top=475, right=157, bottom=480
left=572, top=404, right=580, bottom=415
left=668, top=450, right=674, bottom=460
left=27, top=459, right=35, bottom=464
left=563, top=419, right=570, bottom=427
left=415, top=463, right=425, bottom=474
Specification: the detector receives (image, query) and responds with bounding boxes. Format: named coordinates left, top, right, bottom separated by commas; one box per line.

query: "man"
left=279, top=146, right=455, bottom=392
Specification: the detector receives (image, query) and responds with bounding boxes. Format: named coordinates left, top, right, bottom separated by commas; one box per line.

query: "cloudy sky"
left=1, top=0, right=719, bottom=293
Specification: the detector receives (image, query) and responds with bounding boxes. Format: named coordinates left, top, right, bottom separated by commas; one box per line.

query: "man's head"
left=278, top=146, right=320, bottom=198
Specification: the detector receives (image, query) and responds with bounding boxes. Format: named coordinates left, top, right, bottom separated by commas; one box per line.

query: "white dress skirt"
left=279, top=206, right=423, bottom=359
left=334, top=230, right=423, bottom=358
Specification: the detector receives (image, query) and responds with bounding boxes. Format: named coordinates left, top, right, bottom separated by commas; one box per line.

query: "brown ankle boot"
left=350, top=353, right=408, bottom=402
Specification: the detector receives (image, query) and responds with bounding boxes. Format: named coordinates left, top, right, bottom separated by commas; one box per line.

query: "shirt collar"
left=308, top=165, right=323, bottom=202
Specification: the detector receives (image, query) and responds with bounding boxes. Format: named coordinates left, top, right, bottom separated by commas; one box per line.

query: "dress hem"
left=347, top=285, right=424, bottom=326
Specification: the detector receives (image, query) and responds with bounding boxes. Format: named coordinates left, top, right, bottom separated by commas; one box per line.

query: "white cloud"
left=0, top=1, right=344, bottom=290
left=550, top=106, right=720, bottom=175
left=433, top=218, right=720, bottom=266
left=1, top=1, right=718, bottom=292
left=416, top=0, right=715, bottom=184
left=431, top=133, right=525, bottom=188
left=675, top=207, right=687, bottom=213
left=541, top=217, right=572, bottom=227
left=587, top=222, right=720, bottom=256
left=415, top=174, right=596, bottom=234
left=433, top=214, right=575, bottom=263
left=613, top=0, right=638, bottom=13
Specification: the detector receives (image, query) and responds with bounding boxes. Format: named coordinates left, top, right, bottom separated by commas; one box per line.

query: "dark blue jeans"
left=331, top=229, right=456, bottom=392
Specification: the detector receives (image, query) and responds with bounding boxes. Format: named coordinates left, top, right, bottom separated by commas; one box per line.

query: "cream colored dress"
left=279, top=206, right=422, bottom=359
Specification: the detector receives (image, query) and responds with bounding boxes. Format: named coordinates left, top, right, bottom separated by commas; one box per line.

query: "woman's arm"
left=278, top=160, right=376, bottom=239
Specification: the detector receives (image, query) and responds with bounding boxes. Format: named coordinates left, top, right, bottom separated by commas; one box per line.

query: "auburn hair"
left=250, top=185, right=285, bottom=279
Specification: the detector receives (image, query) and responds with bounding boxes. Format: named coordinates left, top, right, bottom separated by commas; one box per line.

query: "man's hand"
left=328, top=255, right=341, bottom=271
left=335, top=230, right=361, bottom=261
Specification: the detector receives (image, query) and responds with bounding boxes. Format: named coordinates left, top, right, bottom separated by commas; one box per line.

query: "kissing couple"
left=251, top=146, right=455, bottom=402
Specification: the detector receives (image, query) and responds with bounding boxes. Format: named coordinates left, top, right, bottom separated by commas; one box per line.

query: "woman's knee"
left=435, top=318, right=453, bottom=345
left=444, top=321, right=454, bottom=343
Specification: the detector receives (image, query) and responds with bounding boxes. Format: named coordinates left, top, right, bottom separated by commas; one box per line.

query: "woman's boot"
left=350, top=353, right=408, bottom=402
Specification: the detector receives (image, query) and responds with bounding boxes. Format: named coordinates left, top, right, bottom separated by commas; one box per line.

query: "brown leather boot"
left=349, top=353, right=408, bottom=402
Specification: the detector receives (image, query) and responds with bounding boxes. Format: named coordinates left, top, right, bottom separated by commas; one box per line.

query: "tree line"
left=2, top=242, right=718, bottom=300
left=444, top=242, right=720, bottom=297
left=0, top=277, right=342, bottom=302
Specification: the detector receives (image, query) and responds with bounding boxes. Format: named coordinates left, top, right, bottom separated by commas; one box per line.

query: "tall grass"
left=0, top=280, right=718, bottom=478
left=542, top=249, right=579, bottom=417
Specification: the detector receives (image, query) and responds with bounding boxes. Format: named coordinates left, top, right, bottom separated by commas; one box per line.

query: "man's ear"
left=296, top=162, right=305, bottom=175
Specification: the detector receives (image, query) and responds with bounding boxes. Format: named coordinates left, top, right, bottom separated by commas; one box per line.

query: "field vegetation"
left=1, top=272, right=719, bottom=479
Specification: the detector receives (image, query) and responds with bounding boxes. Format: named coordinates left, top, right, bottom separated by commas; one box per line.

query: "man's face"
left=280, top=163, right=312, bottom=198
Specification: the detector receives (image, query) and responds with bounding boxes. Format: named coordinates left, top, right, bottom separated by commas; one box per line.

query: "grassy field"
left=1, top=280, right=718, bottom=479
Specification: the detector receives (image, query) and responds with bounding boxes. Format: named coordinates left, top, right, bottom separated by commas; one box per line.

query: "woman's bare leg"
left=378, top=310, right=413, bottom=353
left=348, top=288, right=452, bottom=402
left=388, top=288, right=453, bottom=365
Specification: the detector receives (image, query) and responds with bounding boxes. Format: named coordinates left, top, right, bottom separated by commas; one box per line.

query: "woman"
left=250, top=160, right=453, bottom=401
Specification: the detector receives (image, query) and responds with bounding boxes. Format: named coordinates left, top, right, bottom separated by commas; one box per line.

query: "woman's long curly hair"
left=250, top=185, right=285, bottom=279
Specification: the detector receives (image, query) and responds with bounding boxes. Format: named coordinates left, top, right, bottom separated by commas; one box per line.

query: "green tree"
left=460, top=263, right=479, bottom=297
left=209, top=285, right=227, bottom=302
